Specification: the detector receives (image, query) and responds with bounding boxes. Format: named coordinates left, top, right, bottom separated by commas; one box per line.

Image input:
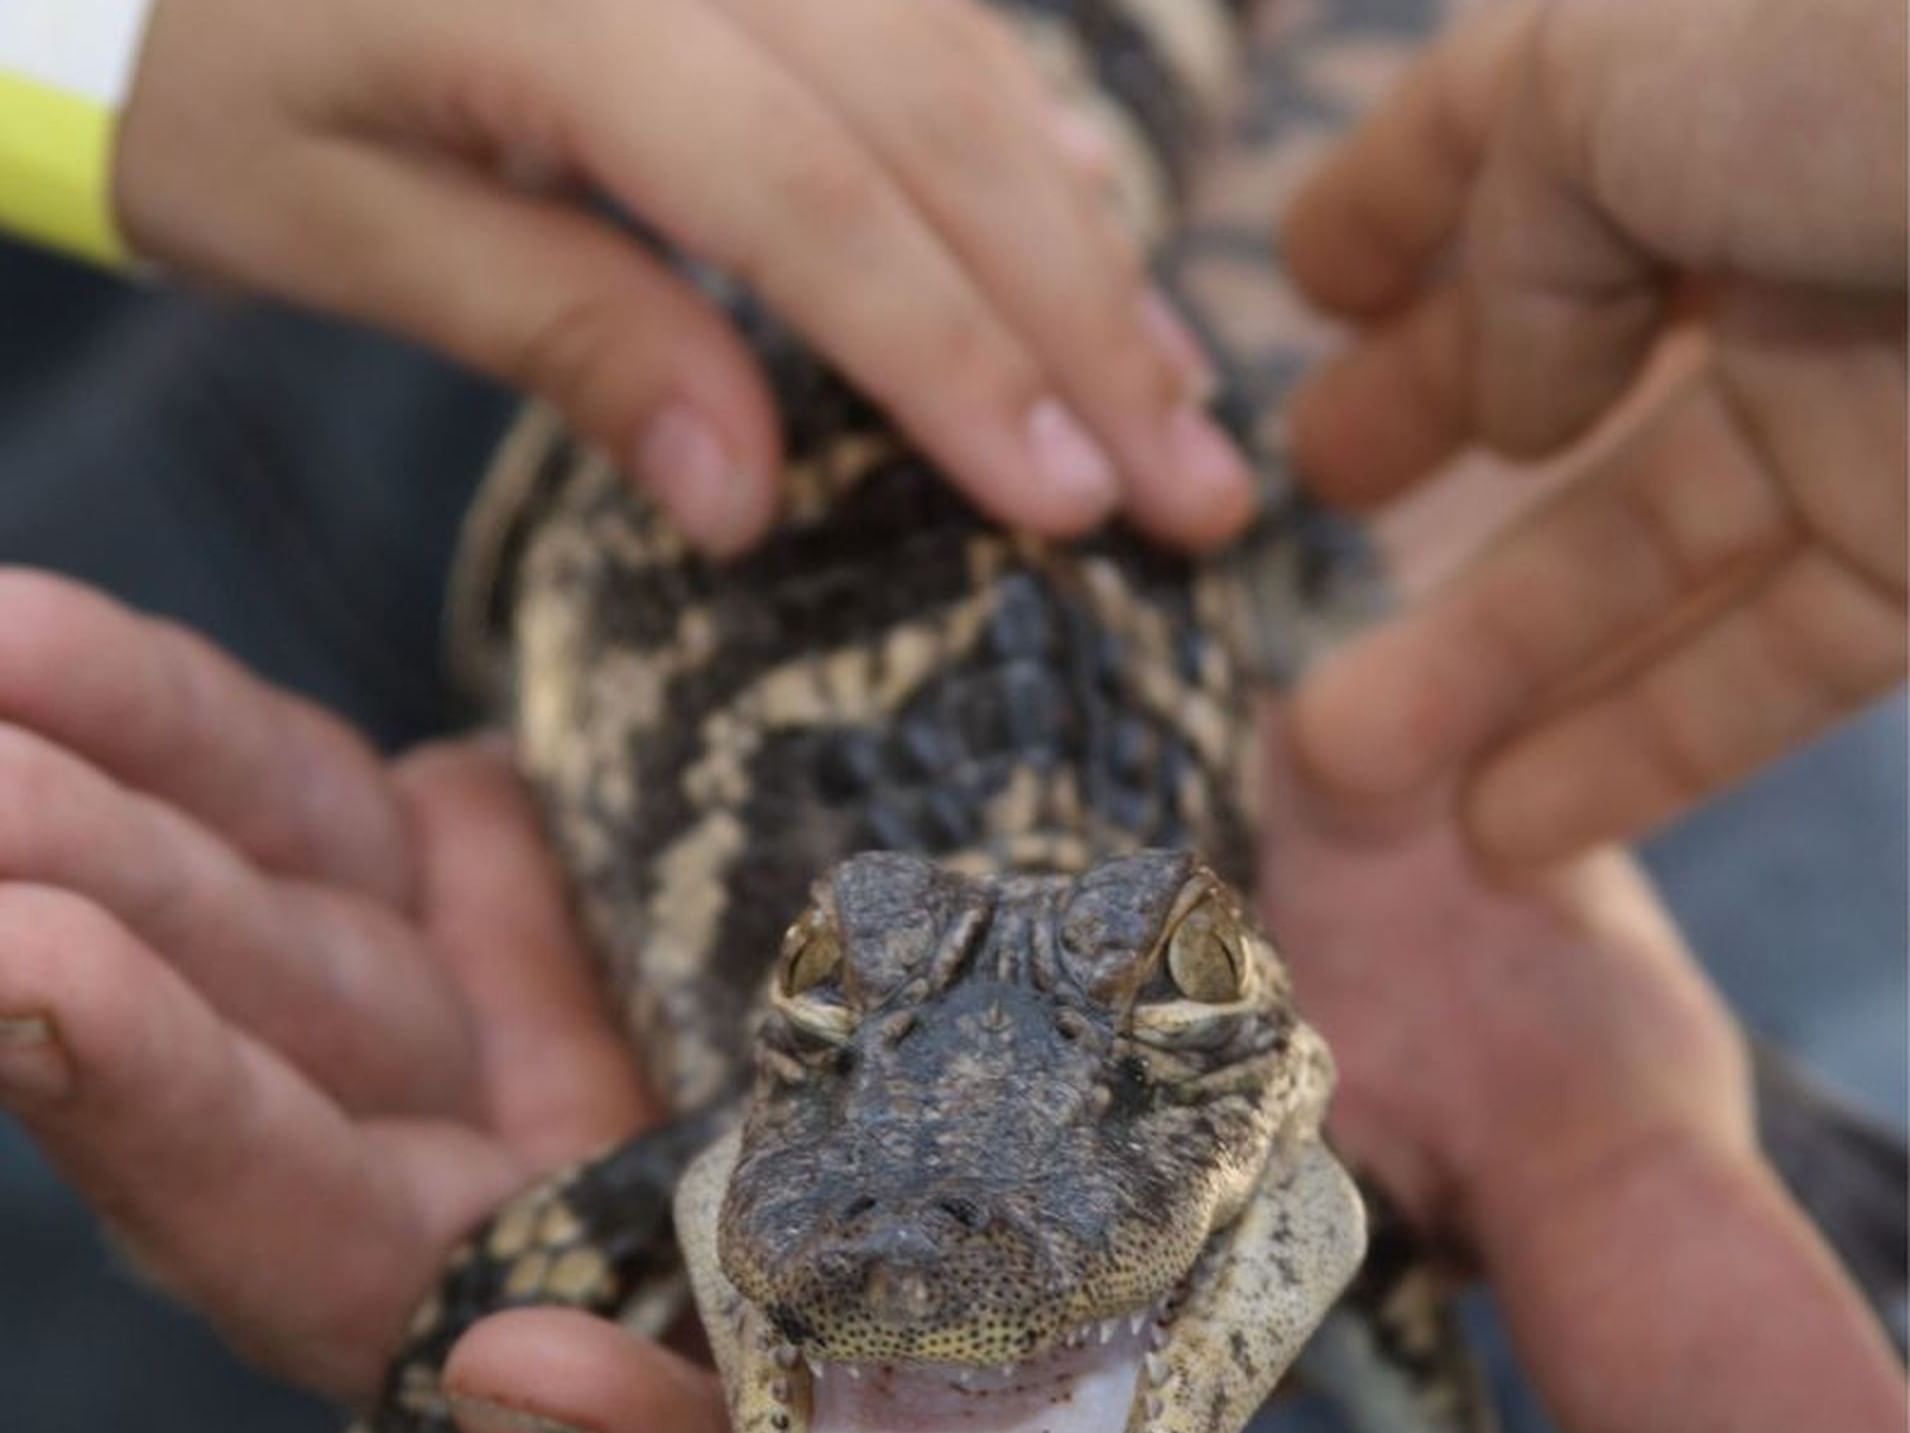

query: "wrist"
left=1469, top=1121, right=1905, bottom=1433
left=1462, top=1113, right=1756, bottom=1264
left=0, top=0, right=156, bottom=265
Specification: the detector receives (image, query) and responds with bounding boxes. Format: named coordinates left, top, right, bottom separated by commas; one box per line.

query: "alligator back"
left=440, top=0, right=1340, bottom=1113
left=456, top=392, right=1272, bottom=1112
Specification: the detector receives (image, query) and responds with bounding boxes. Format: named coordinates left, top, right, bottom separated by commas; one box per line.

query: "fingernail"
left=1026, top=399, right=1121, bottom=517
left=633, top=405, right=760, bottom=558
left=1165, top=404, right=1253, bottom=511
left=0, top=1013, right=74, bottom=1102
left=1141, top=288, right=1217, bottom=401
left=450, top=1393, right=589, bottom=1433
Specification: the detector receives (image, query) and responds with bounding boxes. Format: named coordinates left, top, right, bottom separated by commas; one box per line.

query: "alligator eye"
left=780, top=917, right=843, bottom=998
left=1164, top=900, right=1244, bottom=1004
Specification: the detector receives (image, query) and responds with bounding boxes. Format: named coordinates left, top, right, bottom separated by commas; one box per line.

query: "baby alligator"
left=365, top=1, right=1486, bottom=1430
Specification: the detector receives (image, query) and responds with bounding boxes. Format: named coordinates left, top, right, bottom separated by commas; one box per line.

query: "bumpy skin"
left=365, top=1, right=1487, bottom=1431
left=478, top=410, right=1272, bottom=1113
left=723, top=852, right=1313, bottom=1365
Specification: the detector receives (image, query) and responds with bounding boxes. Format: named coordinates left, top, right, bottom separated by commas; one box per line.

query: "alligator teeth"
left=1145, top=1353, right=1171, bottom=1386
left=772, top=1344, right=800, bottom=1370
left=1098, top=1319, right=1119, bottom=1344
left=843, top=1365, right=864, bottom=1382
left=1129, top=1312, right=1147, bottom=1336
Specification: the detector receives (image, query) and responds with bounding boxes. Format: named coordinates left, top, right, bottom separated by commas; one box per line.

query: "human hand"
left=111, top=0, right=1253, bottom=557
left=1279, top=0, right=1907, bottom=870
left=0, top=569, right=723, bottom=1427
left=1258, top=716, right=1905, bottom=1432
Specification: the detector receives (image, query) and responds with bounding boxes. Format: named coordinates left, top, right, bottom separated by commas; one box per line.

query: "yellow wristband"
left=0, top=1, right=156, bottom=268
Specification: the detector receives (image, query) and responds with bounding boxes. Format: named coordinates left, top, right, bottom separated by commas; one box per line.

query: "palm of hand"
left=1281, top=0, right=1907, bottom=872
left=1256, top=720, right=1750, bottom=1240
left=0, top=572, right=650, bottom=1405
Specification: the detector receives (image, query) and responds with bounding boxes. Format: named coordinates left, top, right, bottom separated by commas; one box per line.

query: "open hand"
left=1257, top=715, right=1904, bottom=1432
left=0, top=569, right=722, bottom=1427
left=1281, top=0, right=1907, bottom=870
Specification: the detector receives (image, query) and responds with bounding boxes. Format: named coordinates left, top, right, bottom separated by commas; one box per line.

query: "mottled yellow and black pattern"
left=358, top=1, right=1490, bottom=1431
left=481, top=410, right=1271, bottom=1115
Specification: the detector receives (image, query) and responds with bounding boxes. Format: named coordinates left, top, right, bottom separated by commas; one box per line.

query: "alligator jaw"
left=677, top=1131, right=1365, bottom=1433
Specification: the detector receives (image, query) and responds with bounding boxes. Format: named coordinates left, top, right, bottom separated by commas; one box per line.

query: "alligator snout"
left=810, top=1193, right=1010, bottom=1327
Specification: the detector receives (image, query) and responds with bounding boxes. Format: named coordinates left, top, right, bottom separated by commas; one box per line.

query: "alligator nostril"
left=937, top=1197, right=981, bottom=1230
left=841, top=1195, right=878, bottom=1224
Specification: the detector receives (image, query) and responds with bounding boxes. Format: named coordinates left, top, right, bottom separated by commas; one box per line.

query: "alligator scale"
left=365, top=1, right=1481, bottom=1430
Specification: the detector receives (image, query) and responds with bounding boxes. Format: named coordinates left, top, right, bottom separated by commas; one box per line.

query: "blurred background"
left=0, top=0, right=1904, bottom=1419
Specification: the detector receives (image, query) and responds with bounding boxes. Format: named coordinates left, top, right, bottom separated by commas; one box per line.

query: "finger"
left=446, top=1310, right=726, bottom=1433
left=0, top=720, right=473, bottom=1116
left=1290, top=381, right=1792, bottom=808
left=0, top=885, right=523, bottom=1399
left=330, top=0, right=1130, bottom=540
left=1289, top=283, right=1472, bottom=507
left=237, top=143, right=784, bottom=559
left=1466, top=287, right=1910, bottom=866
left=0, top=570, right=411, bottom=906
left=396, top=740, right=651, bottom=1166
left=1285, top=0, right=1666, bottom=465
left=1710, top=283, right=1909, bottom=597
left=554, top=0, right=1145, bottom=539
left=1467, top=546, right=1906, bottom=868
left=1280, top=3, right=1532, bottom=318
left=720, top=0, right=1252, bottom=545
left=1451, top=1, right=1704, bottom=459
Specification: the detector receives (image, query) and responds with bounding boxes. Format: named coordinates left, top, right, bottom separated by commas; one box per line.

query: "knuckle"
left=0, top=570, right=103, bottom=683
left=1634, top=677, right=1724, bottom=804
left=505, top=289, right=630, bottom=426
left=1092, top=279, right=1181, bottom=406
left=773, top=139, right=887, bottom=241
left=0, top=883, right=127, bottom=1004
left=903, top=79, right=1004, bottom=181
left=914, top=305, right=1042, bottom=419
left=923, top=0, right=1025, bottom=79
left=0, top=724, right=80, bottom=860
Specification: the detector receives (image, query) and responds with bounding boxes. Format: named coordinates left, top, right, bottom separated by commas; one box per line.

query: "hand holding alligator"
left=0, top=571, right=721, bottom=1428
left=1284, top=0, right=1908, bottom=872
left=0, top=571, right=1895, bottom=1433
left=110, top=0, right=1252, bottom=556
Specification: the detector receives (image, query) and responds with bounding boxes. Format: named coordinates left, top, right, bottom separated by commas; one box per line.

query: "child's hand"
left=113, top=0, right=1253, bottom=554
left=1280, top=0, right=1906, bottom=869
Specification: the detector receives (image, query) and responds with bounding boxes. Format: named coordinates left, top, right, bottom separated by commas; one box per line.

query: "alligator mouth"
left=805, top=1315, right=1156, bottom=1433
left=676, top=1131, right=1366, bottom=1433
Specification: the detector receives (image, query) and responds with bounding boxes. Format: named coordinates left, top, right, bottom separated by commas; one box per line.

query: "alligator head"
left=677, top=849, right=1365, bottom=1433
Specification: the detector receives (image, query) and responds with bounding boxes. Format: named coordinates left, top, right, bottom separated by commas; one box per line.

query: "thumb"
left=1457, top=15, right=1668, bottom=460
left=446, top=1311, right=728, bottom=1433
